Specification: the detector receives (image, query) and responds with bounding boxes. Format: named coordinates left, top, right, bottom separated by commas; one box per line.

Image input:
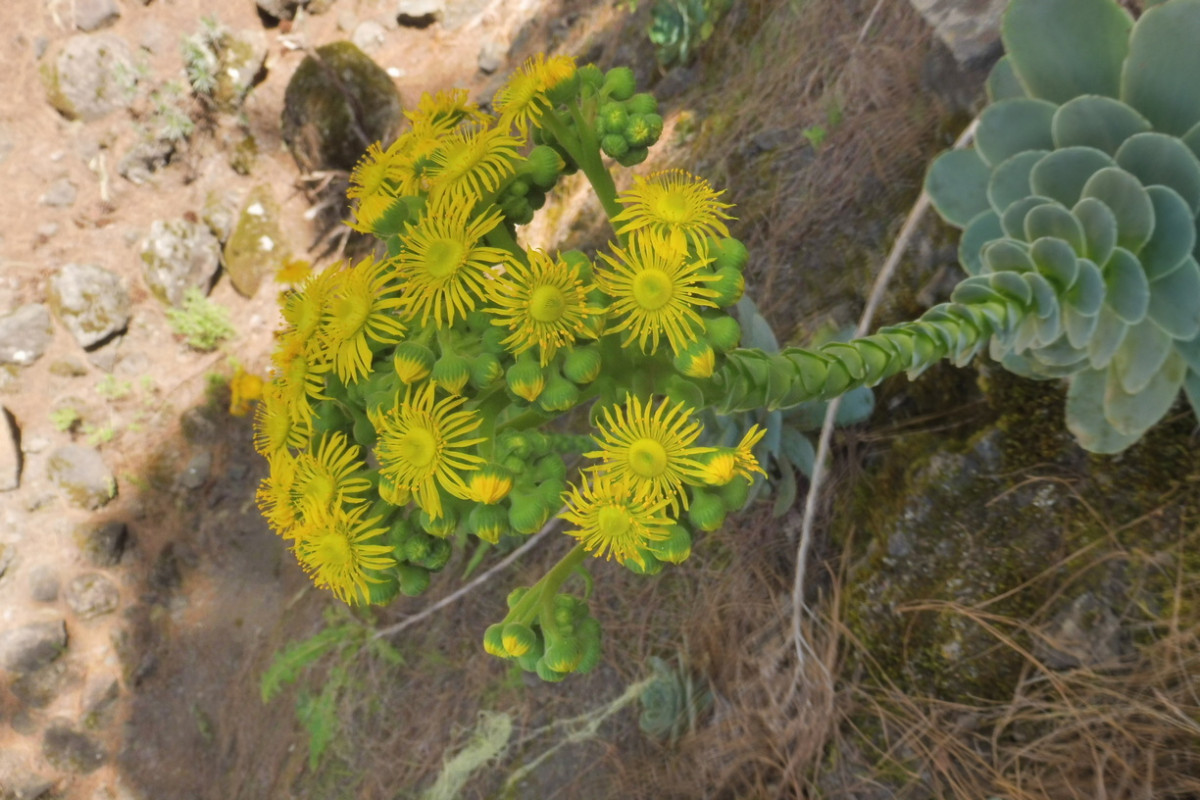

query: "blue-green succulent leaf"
left=1080, top=167, right=1155, bottom=253
left=926, top=148, right=993, bottom=229
left=1088, top=305, right=1129, bottom=369
left=1114, top=132, right=1200, bottom=213
left=975, top=98, right=1058, bottom=168
left=1103, top=247, right=1151, bottom=324
left=1064, top=304, right=1100, bottom=350
left=1030, top=237, right=1080, bottom=291
left=1177, top=333, right=1200, bottom=373
left=1140, top=186, right=1196, bottom=281
left=986, top=55, right=1027, bottom=103
left=1002, top=0, right=1132, bottom=103
left=835, top=385, right=875, bottom=426
left=1121, top=0, right=1200, bottom=136
left=1051, top=95, right=1152, bottom=154
left=1066, top=367, right=1142, bottom=453
left=779, top=426, right=815, bottom=477
left=1033, top=301, right=1063, bottom=346
left=1025, top=271, right=1060, bottom=320
left=1147, top=256, right=1200, bottom=340
left=996, top=346, right=1042, bottom=379
left=1105, top=349, right=1186, bottom=436
left=989, top=270, right=1034, bottom=306
left=1065, top=258, right=1105, bottom=317
left=988, top=150, right=1047, bottom=214
left=1025, top=206, right=1086, bottom=256
left=983, top=239, right=1035, bottom=274
left=1072, top=197, right=1119, bottom=266
left=1002, top=196, right=1056, bottom=240
left=1112, top=317, right=1173, bottom=394
left=952, top=277, right=1007, bottom=307
left=959, top=210, right=1004, bottom=276
left=1181, top=120, right=1200, bottom=163
left=1029, top=147, right=1116, bottom=207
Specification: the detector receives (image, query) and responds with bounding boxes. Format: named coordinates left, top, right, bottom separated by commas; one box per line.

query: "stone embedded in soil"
left=49, top=263, right=132, bottom=350
left=223, top=184, right=288, bottom=297
left=39, top=177, right=78, bottom=208
left=352, top=20, right=387, bottom=52
left=281, top=41, right=404, bottom=173
left=202, top=190, right=239, bottom=243
left=210, top=29, right=269, bottom=113
left=3, top=775, right=54, bottom=800
left=29, top=565, right=61, bottom=603
left=118, top=138, right=174, bottom=185
left=1035, top=591, right=1130, bottom=670
left=908, top=0, right=1006, bottom=66
left=0, top=620, right=67, bottom=674
left=79, top=520, right=130, bottom=567
left=477, top=39, right=504, bottom=74
left=257, top=0, right=304, bottom=22
left=0, top=404, right=20, bottom=490
left=11, top=659, right=82, bottom=709
left=178, top=450, right=212, bottom=490
left=139, top=219, right=221, bottom=307
left=42, top=34, right=136, bottom=121
left=74, top=0, right=121, bottom=32
left=82, top=673, right=121, bottom=728
left=0, top=304, right=54, bottom=366
left=65, top=573, right=120, bottom=619
left=42, top=721, right=106, bottom=774
left=46, top=445, right=117, bottom=510
left=397, top=0, right=444, bottom=26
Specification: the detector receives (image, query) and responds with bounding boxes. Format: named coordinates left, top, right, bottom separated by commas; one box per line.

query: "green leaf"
left=1105, top=349, right=1186, bottom=435
left=1181, top=119, right=1200, bottom=162
left=1064, top=303, right=1100, bottom=350
left=1029, top=147, right=1116, bottom=208
left=1051, top=95, right=1151, bottom=154
left=1030, top=237, right=1080, bottom=290
left=959, top=210, right=1004, bottom=276
left=988, top=150, right=1046, bottom=214
left=853, top=337, right=895, bottom=384
left=260, top=623, right=356, bottom=703
left=772, top=457, right=797, bottom=517
left=836, top=385, right=875, bottom=425
left=1121, top=0, right=1200, bottom=135
left=1002, top=0, right=1132, bottom=103
left=1025, top=205, right=1085, bottom=257
left=1065, top=258, right=1105, bottom=317
left=1025, top=271, right=1060, bottom=319
left=1102, top=246, right=1151, bottom=324
left=1140, top=186, right=1196, bottom=281
left=782, top=348, right=829, bottom=396
left=1114, top=132, right=1200, bottom=213
left=779, top=426, right=814, bottom=477
left=1177, top=334, right=1200, bottom=372
left=983, top=239, right=1035, bottom=274
left=1148, top=256, right=1200, bottom=339
left=975, top=98, right=1058, bottom=167
left=987, top=56, right=1027, bottom=103
left=1002, top=196, right=1055, bottom=240
left=1066, top=367, right=1142, bottom=453
left=1081, top=167, right=1155, bottom=253
left=926, top=149, right=993, bottom=228
left=1088, top=305, right=1129, bottom=369
left=821, top=342, right=867, bottom=381
left=1112, top=317, right=1174, bottom=394
left=989, top=270, right=1034, bottom=305
left=1031, top=334, right=1089, bottom=367
left=1072, top=197, right=1119, bottom=266
left=952, top=277, right=1008, bottom=306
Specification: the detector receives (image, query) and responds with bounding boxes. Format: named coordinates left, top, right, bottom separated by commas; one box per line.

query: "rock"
left=42, top=34, right=136, bottom=121
left=178, top=450, right=211, bottom=490
left=118, top=138, right=174, bottom=185
left=65, top=573, right=120, bottom=619
left=79, top=521, right=130, bottom=567
left=81, top=674, right=120, bottom=728
left=29, top=566, right=60, bottom=603
left=337, top=9, right=357, bottom=31
left=42, top=721, right=106, bottom=774
left=209, top=29, right=269, bottom=112
left=139, top=219, right=221, bottom=307
left=46, top=445, right=116, bottom=510
left=309, top=0, right=339, bottom=12
left=257, top=0, right=302, bottom=21
left=281, top=41, right=404, bottom=173
left=48, top=264, right=131, bottom=349
left=0, top=542, right=14, bottom=580
left=0, top=405, right=20, bottom=490
left=40, top=178, right=77, bottom=207
left=3, top=775, right=54, bottom=800
left=86, top=334, right=123, bottom=373
left=0, top=304, right=54, bottom=366
left=352, top=20, right=387, bottom=52
left=149, top=544, right=183, bottom=596
left=0, top=620, right=67, bottom=674
left=396, top=0, right=443, bottom=27
left=75, top=0, right=120, bottom=31
left=11, top=659, right=81, bottom=709
left=223, top=185, right=287, bottom=297
left=1035, top=591, right=1129, bottom=670
left=907, top=0, right=1007, bottom=66
left=477, top=40, right=504, bottom=74
left=202, top=189, right=239, bottom=243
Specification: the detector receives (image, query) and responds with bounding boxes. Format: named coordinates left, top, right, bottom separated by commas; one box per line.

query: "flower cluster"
left=254, top=54, right=763, bottom=679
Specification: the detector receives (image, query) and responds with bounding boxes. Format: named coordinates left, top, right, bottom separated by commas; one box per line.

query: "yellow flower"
left=275, top=257, right=311, bottom=285
left=586, top=394, right=714, bottom=511
left=424, top=125, right=520, bottom=203
left=393, top=202, right=511, bottom=327
left=323, top=255, right=407, bottom=384
left=698, top=452, right=739, bottom=486
left=371, top=382, right=486, bottom=518
left=405, top=88, right=491, bottom=130
left=280, top=266, right=343, bottom=349
left=612, top=169, right=734, bottom=252
left=731, top=424, right=767, bottom=480
left=381, top=124, right=448, bottom=197
left=292, top=432, right=373, bottom=518
left=488, top=249, right=599, bottom=365
left=595, top=233, right=718, bottom=355
left=493, top=53, right=576, bottom=136
left=347, top=142, right=392, bottom=200
left=253, top=382, right=311, bottom=456
left=559, top=473, right=673, bottom=567
left=257, top=450, right=303, bottom=537
left=466, top=465, right=514, bottom=504
left=270, top=330, right=331, bottom=427
left=229, top=366, right=264, bottom=417
left=293, top=504, right=396, bottom=605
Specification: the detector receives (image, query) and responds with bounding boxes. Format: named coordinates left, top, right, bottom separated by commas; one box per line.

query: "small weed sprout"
left=166, top=288, right=235, bottom=351
left=149, top=81, right=196, bottom=143
left=96, top=374, right=133, bottom=402
left=50, top=407, right=80, bottom=433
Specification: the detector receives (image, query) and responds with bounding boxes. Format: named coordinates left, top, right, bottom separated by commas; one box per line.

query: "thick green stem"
left=502, top=544, right=587, bottom=626
left=540, top=108, right=623, bottom=224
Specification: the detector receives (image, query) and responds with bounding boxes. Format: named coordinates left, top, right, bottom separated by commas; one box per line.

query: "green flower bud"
left=614, top=146, right=648, bottom=167
left=431, top=352, right=471, bottom=394
left=469, top=352, right=503, bottom=388
left=535, top=658, right=569, bottom=682
left=465, top=309, right=491, bottom=331
left=560, top=249, right=593, bottom=281
left=541, top=638, right=583, bottom=673
left=418, top=507, right=458, bottom=538
left=508, top=492, right=551, bottom=534
left=704, top=315, right=742, bottom=351
left=502, top=622, right=538, bottom=657
left=526, top=145, right=563, bottom=188
left=601, top=133, right=630, bottom=158
left=602, top=66, right=636, bottom=100
left=397, top=563, right=430, bottom=596
left=719, top=474, right=752, bottom=511
left=537, top=478, right=568, bottom=507
left=688, top=489, right=727, bottom=531
left=386, top=515, right=415, bottom=548
left=393, top=342, right=435, bottom=384
left=500, top=195, right=535, bottom=225
left=483, top=622, right=508, bottom=657
left=506, top=586, right=528, bottom=609
left=527, top=188, right=546, bottom=211
left=649, top=524, right=692, bottom=565
left=578, top=63, right=604, bottom=89
left=597, top=102, right=628, bottom=136
left=562, top=345, right=602, bottom=384
left=364, top=567, right=400, bottom=604
left=507, top=358, right=546, bottom=402
left=711, top=236, right=749, bottom=272
left=673, top=341, right=716, bottom=378
left=517, top=637, right=545, bottom=672
left=624, top=549, right=663, bottom=575
left=627, top=92, right=658, bottom=115
left=576, top=627, right=602, bottom=674
left=537, top=372, right=580, bottom=411
left=708, top=267, right=745, bottom=307
left=625, top=113, right=663, bottom=148
left=467, top=503, right=510, bottom=544
left=480, top=326, right=507, bottom=354
left=533, top=454, right=567, bottom=482
left=545, top=69, right=580, bottom=105
left=507, top=177, right=531, bottom=197
left=378, top=472, right=412, bottom=507
left=466, top=463, right=515, bottom=504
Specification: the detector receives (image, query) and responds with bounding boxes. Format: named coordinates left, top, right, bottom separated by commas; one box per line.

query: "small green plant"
left=166, top=288, right=235, bottom=351
left=82, top=424, right=117, bottom=446
left=96, top=374, right=133, bottom=402
left=648, top=0, right=733, bottom=66
left=181, top=16, right=223, bottom=98
left=637, top=655, right=712, bottom=744
left=149, top=81, right=196, bottom=143
left=50, top=407, right=80, bottom=433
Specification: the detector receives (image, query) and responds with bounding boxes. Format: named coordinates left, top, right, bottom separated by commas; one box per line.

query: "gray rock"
left=337, top=9, right=357, bottom=31
left=308, top=0, right=339, bottom=12
left=42, top=721, right=106, bottom=773
left=178, top=450, right=211, bottom=490
left=46, top=445, right=117, bottom=510
left=257, top=0, right=302, bottom=21
left=4, top=775, right=54, bottom=800
left=908, top=0, right=1007, bottom=66
left=75, top=0, right=121, bottom=31
left=209, top=29, right=269, bottom=113
left=86, top=334, right=123, bottom=373
left=0, top=304, right=54, bottom=366
left=0, top=405, right=20, bottom=490
left=43, top=34, right=136, bottom=121
left=11, top=659, right=81, bottom=709
left=0, top=620, right=67, bottom=674
left=0, top=542, right=14, bottom=580
left=1035, top=591, right=1130, bottom=670
left=202, top=190, right=239, bottom=243
left=477, top=40, right=504, bottom=74
left=223, top=185, right=287, bottom=297
left=353, top=20, right=387, bottom=52
left=30, top=566, right=60, bottom=603
left=79, top=521, right=130, bottom=567
left=397, top=0, right=443, bottom=26
left=82, top=674, right=120, bottom=728
left=65, top=573, right=120, bottom=619
left=118, top=138, right=174, bottom=185
left=40, top=178, right=78, bottom=207
left=139, top=219, right=221, bottom=307
left=49, top=264, right=131, bottom=349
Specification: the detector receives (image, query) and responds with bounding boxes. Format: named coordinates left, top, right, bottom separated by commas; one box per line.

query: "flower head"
left=612, top=169, right=734, bottom=251
left=270, top=330, right=331, bottom=426
left=394, top=202, right=511, bottom=327
left=323, top=255, right=406, bottom=383
left=292, top=432, right=373, bottom=519
left=488, top=249, right=599, bottom=365
left=731, top=424, right=767, bottom=480
left=371, top=382, right=486, bottom=518
left=595, top=233, right=718, bottom=354
left=253, top=382, right=311, bottom=456
left=493, top=54, right=576, bottom=136
left=257, top=450, right=303, bottom=537
left=347, top=142, right=393, bottom=201
left=586, top=394, right=714, bottom=511
left=559, top=473, right=673, bottom=566
left=229, top=366, right=264, bottom=417
left=424, top=125, right=520, bottom=203
left=293, top=504, right=396, bottom=605
left=405, top=88, right=491, bottom=130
